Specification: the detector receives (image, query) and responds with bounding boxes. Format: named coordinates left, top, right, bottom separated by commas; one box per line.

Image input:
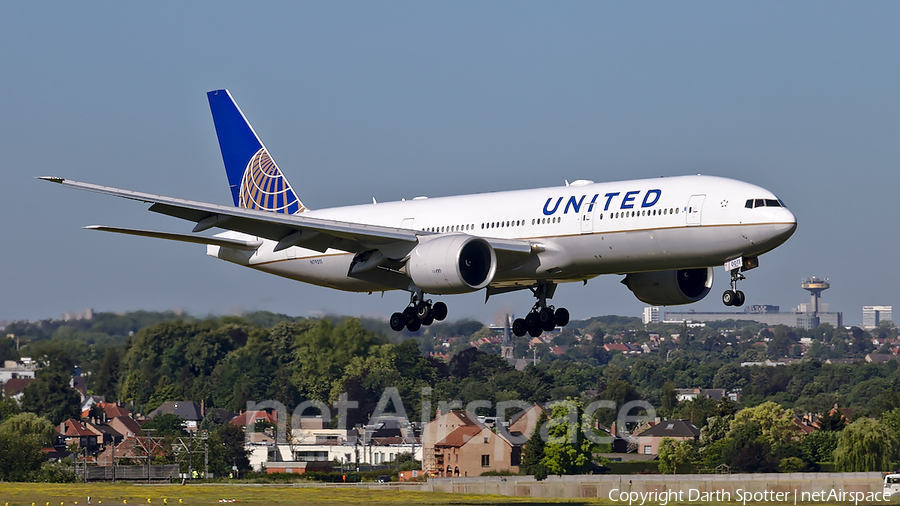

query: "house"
left=108, top=415, right=143, bottom=439
left=866, top=354, right=899, bottom=364
left=635, top=419, right=700, bottom=455
left=603, top=343, right=630, bottom=353
left=146, top=401, right=203, bottom=431
left=82, top=401, right=132, bottom=421
left=508, top=404, right=543, bottom=441
left=423, top=410, right=523, bottom=477
left=58, top=419, right=100, bottom=454
left=2, top=377, right=35, bottom=400
left=232, top=409, right=278, bottom=444
left=96, top=436, right=165, bottom=466
left=675, top=388, right=727, bottom=402
left=231, top=409, right=277, bottom=428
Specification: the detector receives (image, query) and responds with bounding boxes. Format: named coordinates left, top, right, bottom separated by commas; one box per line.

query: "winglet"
left=37, top=176, right=65, bottom=184
left=207, top=89, right=306, bottom=214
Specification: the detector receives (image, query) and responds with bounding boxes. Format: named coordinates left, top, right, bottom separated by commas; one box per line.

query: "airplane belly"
left=252, top=252, right=387, bottom=292
left=220, top=247, right=391, bottom=292
left=557, top=223, right=774, bottom=277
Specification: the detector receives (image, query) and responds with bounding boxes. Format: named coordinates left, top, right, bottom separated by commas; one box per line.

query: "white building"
left=642, top=307, right=660, bottom=325
left=0, top=359, right=37, bottom=383
left=863, top=306, right=893, bottom=330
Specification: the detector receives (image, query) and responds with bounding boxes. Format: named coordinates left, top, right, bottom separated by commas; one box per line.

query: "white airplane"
left=41, top=89, right=797, bottom=336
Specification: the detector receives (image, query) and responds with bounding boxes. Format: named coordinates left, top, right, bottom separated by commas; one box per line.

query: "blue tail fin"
left=207, top=89, right=307, bottom=214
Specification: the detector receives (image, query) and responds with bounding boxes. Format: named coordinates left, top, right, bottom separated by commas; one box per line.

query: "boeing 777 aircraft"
left=41, top=89, right=796, bottom=336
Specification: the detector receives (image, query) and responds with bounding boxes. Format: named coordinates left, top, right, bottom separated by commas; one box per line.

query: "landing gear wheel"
left=415, top=302, right=431, bottom=322
left=406, top=319, right=421, bottom=332
left=403, top=306, right=417, bottom=323
left=525, top=313, right=542, bottom=337
left=722, top=290, right=735, bottom=306
left=422, top=314, right=434, bottom=326
left=512, top=318, right=528, bottom=337
left=390, top=312, right=406, bottom=332
left=539, top=307, right=556, bottom=332
left=734, top=290, right=745, bottom=307
left=432, top=302, right=448, bottom=321
left=554, top=308, right=570, bottom=327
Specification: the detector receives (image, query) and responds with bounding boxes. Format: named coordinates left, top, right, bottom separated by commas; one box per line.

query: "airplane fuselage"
left=210, top=174, right=796, bottom=293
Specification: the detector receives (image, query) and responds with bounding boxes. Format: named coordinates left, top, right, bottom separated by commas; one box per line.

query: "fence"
left=80, top=465, right=180, bottom=482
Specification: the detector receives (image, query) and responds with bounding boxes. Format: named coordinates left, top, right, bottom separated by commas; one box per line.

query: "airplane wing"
left=40, top=177, right=536, bottom=259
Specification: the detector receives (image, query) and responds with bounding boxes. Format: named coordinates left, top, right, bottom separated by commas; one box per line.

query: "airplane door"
left=686, top=194, right=705, bottom=226
left=580, top=206, right=593, bottom=234
left=401, top=218, right=415, bottom=230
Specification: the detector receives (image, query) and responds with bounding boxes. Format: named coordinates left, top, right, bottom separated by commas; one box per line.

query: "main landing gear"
left=722, top=268, right=746, bottom=307
left=511, top=282, right=570, bottom=338
left=390, top=292, right=448, bottom=332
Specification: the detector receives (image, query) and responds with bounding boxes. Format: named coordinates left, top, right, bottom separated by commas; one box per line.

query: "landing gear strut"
left=390, top=291, right=447, bottom=332
left=722, top=268, right=746, bottom=307
left=511, top=282, right=570, bottom=338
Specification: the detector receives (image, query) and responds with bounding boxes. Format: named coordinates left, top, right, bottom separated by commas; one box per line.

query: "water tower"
left=801, top=277, right=830, bottom=315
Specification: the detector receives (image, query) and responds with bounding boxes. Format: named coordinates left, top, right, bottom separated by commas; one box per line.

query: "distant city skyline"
left=1, top=3, right=898, bottom=327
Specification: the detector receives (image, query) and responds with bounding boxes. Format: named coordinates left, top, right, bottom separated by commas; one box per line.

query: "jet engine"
left=406, top=235, right=496, bottom=294
left=621, top=268, right=714, bottom=306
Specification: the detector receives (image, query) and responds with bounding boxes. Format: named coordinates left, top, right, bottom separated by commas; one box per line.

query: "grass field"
left=0, top=483, right=587, bottom=506
left=0, top=483, right=883, bottom=506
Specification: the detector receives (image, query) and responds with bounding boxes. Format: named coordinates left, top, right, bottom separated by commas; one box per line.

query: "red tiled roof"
left=434, top=425, right=483, bottom=448
left=60, top=419, right=96, bottom=437
left=230, top=410, right=277, bottom=427
left=3, top=377, right=34, bottom=396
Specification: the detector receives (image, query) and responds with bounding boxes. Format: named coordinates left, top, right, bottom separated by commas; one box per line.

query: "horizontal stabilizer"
left=84, top=226, right=262, bottom=251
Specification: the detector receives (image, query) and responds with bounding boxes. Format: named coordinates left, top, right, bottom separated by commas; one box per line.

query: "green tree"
left=729, top=401, right=798, bottom=453
left=20, top=368, right=80, bottom=426
left=142, top=413, right=186, bottom=437
left=521, top=411, right=548, bottom=480
left=834, top=418, right=898, bottom=472
left=120, top=370, right=150, bottom=408
left=146, top=377, right=182, bottom=412
left=0, top=413, right=55, bottom=481
left=0, top=412, right=56, bottom=445
left=0, top=394, right=20, bottom=422
left=660, top=382, right=677, bottom=415
left=800, top=430, right=838, bottom=464
left=92, top=347, right=120, bottom=401
left=540, top=400, right=593, bottom=475
left=817, top=409, right=847, bottom=431
left=210, top=423, right=250, bottom=476
left=658, top=437, right=697, bottom=474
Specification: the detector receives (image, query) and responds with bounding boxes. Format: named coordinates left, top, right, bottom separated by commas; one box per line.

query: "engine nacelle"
left=622, top=268, right=714, bottom=306
left=407, top=235, right=497, bottom=294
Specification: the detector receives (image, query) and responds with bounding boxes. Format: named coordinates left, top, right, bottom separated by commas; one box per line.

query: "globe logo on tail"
left=239, top=148, right=305, bottom=214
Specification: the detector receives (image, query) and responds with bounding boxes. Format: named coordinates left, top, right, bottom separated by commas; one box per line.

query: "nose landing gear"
left=723, top=268, right=746, bottom=307
left=390, top=292, right=448, bottom=332
left=511, top=282, right=570, bottom=337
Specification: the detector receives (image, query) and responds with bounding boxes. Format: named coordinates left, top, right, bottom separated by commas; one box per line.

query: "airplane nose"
left=772, top=209, right=797, bottom=242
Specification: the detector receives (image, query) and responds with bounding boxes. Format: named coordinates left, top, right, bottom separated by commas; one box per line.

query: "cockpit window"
left=745, top=198, right=786, bottom=209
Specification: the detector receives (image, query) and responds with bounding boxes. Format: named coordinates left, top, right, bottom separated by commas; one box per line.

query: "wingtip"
left=37, top=176, right=65, bottom=183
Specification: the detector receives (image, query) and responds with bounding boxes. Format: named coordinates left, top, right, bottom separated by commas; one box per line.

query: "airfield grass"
left=0, top=483, right=579, bottom=506
left=0, top=483, right=879, bottom=506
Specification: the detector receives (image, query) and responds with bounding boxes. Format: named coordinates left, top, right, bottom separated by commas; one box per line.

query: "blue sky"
left=1, top=2, right=898, bottom=326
